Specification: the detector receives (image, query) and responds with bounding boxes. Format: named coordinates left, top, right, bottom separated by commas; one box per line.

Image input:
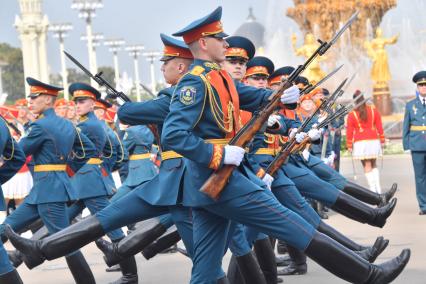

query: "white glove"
left=302, top=148, right=310, bottom=161
left=262, top=173, right=274, bottom=190
left=280, top=85, right=300, bottom=104
left=308, top=128, right=321, bottom=141
left=295, top=132, right=306, bottom=143
left=289, top=128, right=298, bottom=139
left=318, top=114, right=327, bottom=123
left=267, top=114, right=280, bottom=128
left=223, top=145, right=245, bottom=166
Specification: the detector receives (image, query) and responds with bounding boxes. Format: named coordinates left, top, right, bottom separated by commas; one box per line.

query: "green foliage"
left=0, top=43, right=25, bottom=102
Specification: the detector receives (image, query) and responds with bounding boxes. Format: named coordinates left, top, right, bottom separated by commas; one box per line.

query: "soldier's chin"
left=284, top=103, right=298, bottom=110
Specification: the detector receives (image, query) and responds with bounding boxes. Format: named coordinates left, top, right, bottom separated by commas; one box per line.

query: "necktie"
left=423, top=98, right=425, bottom=107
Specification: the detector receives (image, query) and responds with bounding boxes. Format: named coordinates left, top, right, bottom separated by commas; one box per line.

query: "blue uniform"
left=110, top=125, right=157, bottom=202
left=0, top=117, right=26, bottom=275
left=2, top=108, right=95, bottom=238
left=67, top=111, right=124, bottom=241
left=403, top=96, right=426, bottom=212
left=161, top=60, right=316, bottom=283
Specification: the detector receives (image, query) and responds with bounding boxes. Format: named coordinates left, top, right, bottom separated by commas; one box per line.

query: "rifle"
left=64, top=51, right=163, bottom=150
left=300, top=64, right=343, bottom=95
left=64, top=51, right=131, bottom=103
left=265, top=78, right=348, bottom=177
left=199, top=11, right=359, bottom=200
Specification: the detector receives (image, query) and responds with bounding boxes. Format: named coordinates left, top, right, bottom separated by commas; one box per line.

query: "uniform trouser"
left=411, top=151, right=426, bottom=212
left=158, top=214, right=175, bottom=229
left=191, top=189, right=316, bottom=284
left=228, top=222, right=252, bottom=256
left=272, top=185, right=321, bottom=229
left=67, top=196, right=125, bottom=241
left=110, top=184, right=133, bottom=203
left=0, top=242, right=14, bottom=275
left=109, top=184, right=175, bottom=231
left=292, top=173, right=340, bottom=207
left=2, top=200, right=69, bottom=237
left=94, top=190, right=195, bottom=259
left=309, top=161, right=347, bottom=191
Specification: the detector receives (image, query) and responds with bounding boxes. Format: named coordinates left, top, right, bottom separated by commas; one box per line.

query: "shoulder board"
left=190, top=66, right=205, bottom=76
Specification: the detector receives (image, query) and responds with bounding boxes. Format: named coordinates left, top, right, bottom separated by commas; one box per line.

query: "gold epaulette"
left=190, top=66, right=205, bottom=76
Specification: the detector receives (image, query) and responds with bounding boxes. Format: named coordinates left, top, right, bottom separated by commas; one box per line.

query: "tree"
left=0, top=43, right=24, bottom=102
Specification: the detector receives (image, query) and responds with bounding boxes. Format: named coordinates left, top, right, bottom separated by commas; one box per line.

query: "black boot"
left=254, top=238, right=279, bottom=284
left=304, top=232, right=410, bottom=283
left=380, top=183, right=398, bottom=207
left=217, top=276, right=231, bottom=284
left=65, top=251, right=96, bottom=284
left=96, top=223, right=167, bottom=267
left=278, top=246, right=307, bottom=276
left=106, top=264, right=122, bottom=272
left=5, top=215, right=105, bottom=268
left=231, top=252, right=267, bottom=284
left=0, top=269, right=23, bottom=284
left=226, top=254, right=243, bottom=284
left=110, top=256, right=138, bottom=284
left=355, top=236, right=389, bottom=263
left=343, top=181, right=397, bottom=207
left=316, top=221, right=389, bottom=260
left=142, top=230, right=181, bottom=260
left=331, top=193, right=397, bottom=228
left=7, top=250, right=23, bottom=268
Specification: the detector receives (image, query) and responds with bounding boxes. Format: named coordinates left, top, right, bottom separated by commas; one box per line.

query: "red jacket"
left=346, top=105, right=385, bottom=149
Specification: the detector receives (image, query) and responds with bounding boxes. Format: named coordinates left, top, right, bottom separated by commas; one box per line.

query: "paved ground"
left=9, top=154, right=426, bottom=283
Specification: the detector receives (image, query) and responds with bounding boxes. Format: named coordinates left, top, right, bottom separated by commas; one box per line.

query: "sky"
left=0, top=0, right=271, bottom=85
left=1, top=0, right=425, bottom=95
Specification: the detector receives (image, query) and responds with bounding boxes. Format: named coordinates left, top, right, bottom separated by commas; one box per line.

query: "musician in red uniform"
left=346, top=90, right=385, bottom=193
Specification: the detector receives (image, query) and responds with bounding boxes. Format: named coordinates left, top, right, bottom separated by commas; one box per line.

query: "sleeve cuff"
left=256, top=168, right=266, bottom=179
left=208, top=145, right=224, bottom=170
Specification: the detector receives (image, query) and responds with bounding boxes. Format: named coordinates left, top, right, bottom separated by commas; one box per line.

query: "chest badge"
left=413, top=105, right=418, bottom=115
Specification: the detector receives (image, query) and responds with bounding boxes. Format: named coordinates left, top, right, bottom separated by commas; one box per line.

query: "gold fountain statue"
left=291, top=33, right=325, bottom=84
left=364, top=27, right=398, bottom=88
left=286, top=0, right=397, bottom=115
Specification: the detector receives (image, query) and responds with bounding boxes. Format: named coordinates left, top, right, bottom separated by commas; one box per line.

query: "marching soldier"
left=1, top=77, right=96, bottom=283
left=403, top=71, right=426, bottom=215
left=66, top=83, right=138, bottom=284
left=0, top=115, right=26, bottom=283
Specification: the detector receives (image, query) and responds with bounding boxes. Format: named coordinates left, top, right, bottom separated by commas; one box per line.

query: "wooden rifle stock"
left=199, top=80, right=294, bottom=200
left=265, top=139, right=298, bottom=177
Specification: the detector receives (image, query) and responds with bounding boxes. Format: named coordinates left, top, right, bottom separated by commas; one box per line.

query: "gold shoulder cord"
left=113, top=131, right=125, bottom=162
left=72, top=125, right=86, bottom=159
left=199, top=74, right=233, bottom=134
left=103, top=130, right=114, bottom=159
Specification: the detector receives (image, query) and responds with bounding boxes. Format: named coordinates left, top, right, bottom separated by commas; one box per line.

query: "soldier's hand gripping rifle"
left=291, top=94, right=370, bottom=155
left=264, top=78, right=348, bottom=177
left=64, top=51, right=163, bottom=150
left=199, top=11, right=359, bottom=200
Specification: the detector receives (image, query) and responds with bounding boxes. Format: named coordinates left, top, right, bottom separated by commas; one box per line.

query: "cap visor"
left=212, top=32, right=228, bottom=39
left=160, top=55, right=175, bottom=62
left=28, top=93, right=41, bottom=98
